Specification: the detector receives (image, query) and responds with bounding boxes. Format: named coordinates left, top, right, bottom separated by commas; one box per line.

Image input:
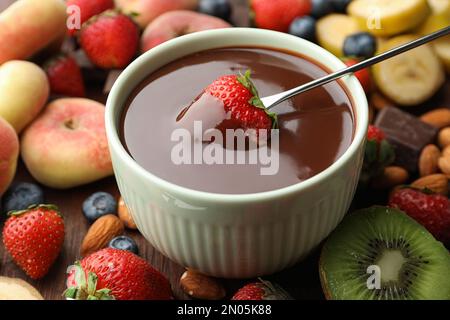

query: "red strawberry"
left=204, top=70, right=277, bottom=130
left=344, top=58, right=372, bottom=93
left=389, top=188, right=450, bottom=243
left=367, top=125, right=385, bottom=143
left=66, top=0, right=115, bottom=36
left=44, top=54, right=85, bottom=97
left=250, top=0, right=312, bottom=32
left=65, top=248, right=172, bottom=300
left=79, top=10, right=139, bottom=69
left=2, top=205, right=65, bottom=279
left=232, top=279, right=292, bottom=300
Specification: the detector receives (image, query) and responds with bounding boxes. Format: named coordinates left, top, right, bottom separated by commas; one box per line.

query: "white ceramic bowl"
left=105, top=28, right=368, bottom=278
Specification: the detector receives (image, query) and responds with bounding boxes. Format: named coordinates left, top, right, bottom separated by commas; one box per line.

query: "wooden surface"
left=0, top=0, right=449, bottom=300
left=0, top=0, right=324, bottom=301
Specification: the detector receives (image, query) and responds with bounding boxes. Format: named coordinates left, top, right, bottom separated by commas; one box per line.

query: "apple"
left=115, top=0, right=198, bottom=28
left=0, top=116, right=19, bottom=196
left=21, top=98, right=113, bottom=189
left=141, top=10, right=231, bottom=52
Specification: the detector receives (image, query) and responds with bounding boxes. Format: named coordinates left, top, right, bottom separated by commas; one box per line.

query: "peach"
left=0, top=116, right=19, bottom=197
left=0, top=0, right=67, bottom=64
left=21, top=98, right=113, bottom=189
left=115, top=0, right=198, bottom=28
left=141, top=10, right=231, bottom=52
left=0, top=61, right=50, bottom=133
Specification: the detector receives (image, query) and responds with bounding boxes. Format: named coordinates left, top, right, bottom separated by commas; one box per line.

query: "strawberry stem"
left=257, top=278, right=293, bottom=300
left=64, top=262, right=114, bottom=300
left=237, top=70, right=278, bottom=129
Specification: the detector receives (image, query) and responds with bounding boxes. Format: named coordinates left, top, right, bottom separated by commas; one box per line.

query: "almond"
left=411, top=174, right=448, bottom=195
left=81, top=214, right=124, bottom=257
left=180, top=269, right=226, bottom=300
left=420, top=108, right=450, bottom=129
left=118, top=197, right=137, bottom=230
left=443, top=145, right=450, bottom=157
left=438, top=127, right=450, bottom=148
left=371, top=166, right=409, bottom=189
left=438, top=156, right=450, bottom=176
left=418, top=144, right=441, bottom=177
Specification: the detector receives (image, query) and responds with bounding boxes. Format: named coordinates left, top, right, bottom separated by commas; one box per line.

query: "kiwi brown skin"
left=318, top=254, right=332, bottom=300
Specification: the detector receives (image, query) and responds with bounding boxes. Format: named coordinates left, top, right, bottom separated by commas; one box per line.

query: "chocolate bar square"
left=374, top=107, right=438, bottom=172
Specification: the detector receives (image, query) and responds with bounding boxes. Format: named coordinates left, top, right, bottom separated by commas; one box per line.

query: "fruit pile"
left=0, top=0, right=449, bottom=300
left=252, top=0, right=449, bottom=104
left=249, top=2, right=450, bottom=299
left=0, top=0, right=232, bottom=301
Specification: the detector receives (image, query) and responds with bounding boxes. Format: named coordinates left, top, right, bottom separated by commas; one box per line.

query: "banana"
left=316, top=14, right=361, bottom=57
left=348, top=0, right=431, bottom=37
left=414, top=0, right=450, bottom=73
left=415, top=0, right=450, bottom=35
left=0, top=276, right=44, bottom=300
left=428, top=0, right=450, bottom=17
left=433, top=35, right=450, bottom=74
left=373, top=35, right=445, bottom=106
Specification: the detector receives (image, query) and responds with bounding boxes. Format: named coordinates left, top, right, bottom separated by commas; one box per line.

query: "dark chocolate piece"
left=375, top=107, right=438, bottom=172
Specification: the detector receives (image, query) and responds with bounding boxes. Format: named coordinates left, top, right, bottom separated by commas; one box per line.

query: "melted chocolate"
left=121, top=47, right=354, bottom=194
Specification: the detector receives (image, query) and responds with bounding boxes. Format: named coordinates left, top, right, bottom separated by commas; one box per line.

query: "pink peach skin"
left=0, top=0, right=67, bottom=64
left=141, top=10, right=231, bottom=52
left=0, top=116, right=19, bottom=196
left=21, top=98, right=113, bottom=189
left=115, top=0, right=198, bottom=28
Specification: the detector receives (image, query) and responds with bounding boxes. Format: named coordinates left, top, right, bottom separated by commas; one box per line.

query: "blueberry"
left=109, top=236, right=139, bottom=254
left=289, top=16, right=317, bottom=42
left=331, top=0, right=353, bottom=13
left=343, top=32, right=377, bottom=58
left=2, top=182, right=44, bottom=214
left=311, top=0, right=334, bottom=18
left=82, top=192, right=117, bottom=222
left=198, top=0, right=232, bottom=21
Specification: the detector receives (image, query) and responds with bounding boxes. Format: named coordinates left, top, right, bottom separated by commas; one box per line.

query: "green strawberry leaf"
left=64, top=287, right=77, bottom=299
left=237, top=70, right=279, bottom=129
left=87, top=272, right=98, bottom=296
left=360, top=138, right=396, bottom=187
left=73, top=262, right=86, bottom=288
left=401, top=185, right=436, bottom=195
left=365, top=140, right=378, bottom=163
left=378, top=140, right=395, bottom=165
left=96, top=289, right=115, bottom=300
left=7, top=204, right=61, bottom=218
left=63, top=263, right=115, bottom=300
left=258, top=278, right=293, bottom=300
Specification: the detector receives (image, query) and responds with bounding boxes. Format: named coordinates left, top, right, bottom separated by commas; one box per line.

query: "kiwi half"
left=319, top=206, right=450, bottom=300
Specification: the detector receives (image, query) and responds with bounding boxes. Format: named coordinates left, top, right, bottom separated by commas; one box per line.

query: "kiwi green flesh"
left=320, top=206, right=450, bottom=300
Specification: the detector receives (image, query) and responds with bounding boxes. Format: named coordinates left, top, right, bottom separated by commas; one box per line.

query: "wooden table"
left=0, top=0, right=448, bottom=300
left=0, top=0, right=325, bottom=300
